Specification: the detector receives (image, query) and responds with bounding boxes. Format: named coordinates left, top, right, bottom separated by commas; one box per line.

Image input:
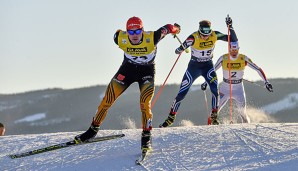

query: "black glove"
left=265, top=81, right=273, bottom=92
left=175, top=47, right=183, bottom=54
left=201, top=82, right=208, bottom=91
left=226, top=16, right=232, bottom=27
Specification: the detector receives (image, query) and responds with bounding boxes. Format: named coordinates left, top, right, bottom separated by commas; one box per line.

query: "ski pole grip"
left=174, top=35, right=189, bottom=53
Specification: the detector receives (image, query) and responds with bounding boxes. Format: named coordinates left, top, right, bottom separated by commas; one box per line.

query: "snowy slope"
left=1, top=123, right=298, bottom=171
left=261, top=93, right=298, bottom=114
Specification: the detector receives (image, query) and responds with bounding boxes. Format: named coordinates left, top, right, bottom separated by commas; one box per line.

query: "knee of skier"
left=210, top=86, right=219, bottom=97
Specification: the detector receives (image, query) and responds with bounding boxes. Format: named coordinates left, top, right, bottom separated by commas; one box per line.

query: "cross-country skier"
left=201, top=41, right=273, bottom=123
left=74, top=16, right=180, bottom=152
left=160, top=16, right=238, bottom=126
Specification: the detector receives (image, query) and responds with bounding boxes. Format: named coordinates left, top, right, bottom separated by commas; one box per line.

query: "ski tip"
left=135, top=160, right=141, bottom=165
left=9, top=155, right=18, bottom=159
left=135, top=159, right=143, bottom=165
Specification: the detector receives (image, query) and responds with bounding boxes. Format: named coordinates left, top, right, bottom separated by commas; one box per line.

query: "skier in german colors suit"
left=74, top=16, right=181, bottom=152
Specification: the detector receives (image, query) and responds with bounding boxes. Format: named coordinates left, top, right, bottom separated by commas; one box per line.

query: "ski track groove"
left=252, top=123, right=297, bottom=136
left=218, top=125, right=234, bottom=171
left=161, top=148, right=190, bottom=171
left=217, top=124, right=298, bottom=170
left=231, top=126, right=268, bottom=154
left=236, top=125, right=297, bottom=153
left=119, top=131, right=141, bottom=170
left=120, top=129, right=154, bottom=171
left=171, top=130, right=209, bottom=170
left=155, top=128, right=193, bottom=171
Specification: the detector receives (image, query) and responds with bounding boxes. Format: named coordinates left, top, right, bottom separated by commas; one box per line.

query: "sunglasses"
left=199, top=27, right=212, bottom=36
left=127, top=29, right=142, bottom=35
left=200, top=34, right=210, bottom=37
left=230, top=49, right=239, bottom=52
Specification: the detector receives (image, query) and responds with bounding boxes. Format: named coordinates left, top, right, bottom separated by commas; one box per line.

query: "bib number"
left=200, top=49, right=212, bottom=57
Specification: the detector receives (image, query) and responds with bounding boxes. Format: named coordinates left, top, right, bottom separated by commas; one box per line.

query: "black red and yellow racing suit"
left=93, top=25, right=174, bottom=131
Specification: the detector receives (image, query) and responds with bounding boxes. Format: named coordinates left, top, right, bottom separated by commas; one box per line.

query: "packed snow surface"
left=1, top=123, right=297, bottom=171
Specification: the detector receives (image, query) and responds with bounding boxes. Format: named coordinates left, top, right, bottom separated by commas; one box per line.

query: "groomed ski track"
left=1, top=123, right=297, bottom=171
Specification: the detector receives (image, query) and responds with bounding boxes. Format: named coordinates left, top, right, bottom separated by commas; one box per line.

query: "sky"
left=1, top=123, right=298, bottom=170
left=1, top=0, right=298, bottom=94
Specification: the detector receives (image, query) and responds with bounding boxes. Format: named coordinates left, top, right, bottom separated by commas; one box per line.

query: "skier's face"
left=230, top=49, right=239, bottom=58
left=128, top=27, right=143, bottom=45
left=200, top=34, right=210, bottom=40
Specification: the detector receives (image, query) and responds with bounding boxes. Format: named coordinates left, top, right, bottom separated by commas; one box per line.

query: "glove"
left=201, top=82, right=208, bottom=91
left=175, top=47, right=183, bottom=54
left=174, top=23, right=181, bottom=34
left=225, top=16, right=232, bottom=27
left=265, top=81, right=273, bottom=92
left=167, top=23, right=181, bottom=35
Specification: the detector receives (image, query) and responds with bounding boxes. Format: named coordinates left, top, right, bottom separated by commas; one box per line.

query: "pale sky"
left=1, top=0, right=298, bottom=94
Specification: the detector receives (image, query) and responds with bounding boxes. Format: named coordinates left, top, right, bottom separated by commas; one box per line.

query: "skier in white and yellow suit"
left=201, top=42, right=273, bottom=123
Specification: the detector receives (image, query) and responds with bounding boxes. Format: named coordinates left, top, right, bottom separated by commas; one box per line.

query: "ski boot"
left=210, top=109, right=219, bottom=125
left=159, top=113, right=176, bottom=128
left=141, top=130, right=152, bottom=151
left=74, top=118, right=100, bottom=144
left=136, top=130, right=152, bottom=164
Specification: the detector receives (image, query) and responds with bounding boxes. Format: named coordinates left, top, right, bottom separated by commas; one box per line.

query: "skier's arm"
left=216, top=17, right=238, bottom=42
left=245, top=56, right=273, bottom=92
left=215, top=28, right=238, bottom=42
left=113, top=30, right=121, bottom=45
left=245, top=56, right=268, bottom=83
left=175, top=35, right=195, bottom=54
left=214, top=56, right=223, bottom=71
left=153, top=24, right=180, bottom=45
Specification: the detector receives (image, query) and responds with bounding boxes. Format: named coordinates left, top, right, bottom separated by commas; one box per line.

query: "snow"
left=29, top=117, right=71, bottom=126
left=261, top=93, right=298, bottom=114
left=0, top=102, right=17, bottom=112
left=14, top=113, right=46, bottom=124
left=1, top=123, right=298, bottom=171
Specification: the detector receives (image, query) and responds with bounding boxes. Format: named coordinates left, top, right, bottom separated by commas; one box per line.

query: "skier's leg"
left=138, top=75, right=155, bottom=150
left=218, top=83, right=230, bottom=113
left=235, top=85, right=249, bottom=123
left=204, top=67, right=219, bottom=125
left=75, top=67, right=132, bottom=142
left=160, top=65, right=199, bottom=127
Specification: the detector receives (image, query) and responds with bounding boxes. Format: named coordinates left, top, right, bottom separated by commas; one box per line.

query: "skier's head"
left=199, top=20, right=212, bottom=40
left=126, top=16, right=143, bottom=30
left=230, top=42, right=239, bottom=58
left=126, top=16, right=144, bottom=45
left=0, top=122, right=5, bottom=136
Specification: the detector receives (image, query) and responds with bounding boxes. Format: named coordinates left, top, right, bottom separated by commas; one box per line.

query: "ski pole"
left=173, top=34, right=189, bottom=53
left=227, top=14, right=233, bottom=124
left=151, top=52, right=182, bottom=108
left=203, top=90, right=212, bottom=125
left=203, top=91, right=209, bottom=113
left=243, top=79, right=264, bottom=88
left=151, top=32, right=187, bottom=108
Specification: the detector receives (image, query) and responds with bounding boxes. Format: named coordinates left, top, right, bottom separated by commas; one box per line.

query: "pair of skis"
left=9, top=134, right=125, bottom=159
left=9, top=133, right=151, bottom=165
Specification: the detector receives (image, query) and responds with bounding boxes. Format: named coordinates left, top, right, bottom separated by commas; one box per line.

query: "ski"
left=135, top=149, right=151, bottom=165
left=9, top=134, right=125, bottom=159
